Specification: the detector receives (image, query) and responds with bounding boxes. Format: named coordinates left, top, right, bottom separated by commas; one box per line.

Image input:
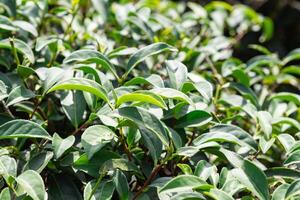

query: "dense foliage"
left=0, top=0, right=300, bottom=199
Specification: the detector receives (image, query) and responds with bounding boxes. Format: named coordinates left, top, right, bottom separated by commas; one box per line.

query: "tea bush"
left=0, top=0, right=300, bottom=200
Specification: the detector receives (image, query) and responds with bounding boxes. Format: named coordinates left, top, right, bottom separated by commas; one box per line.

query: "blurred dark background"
left=187, top=0, right=300, bottom=59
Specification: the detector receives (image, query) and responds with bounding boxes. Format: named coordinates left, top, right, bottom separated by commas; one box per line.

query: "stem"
left=119, top=127, right=132, bottom=161
left=29, top=98, right=41, bottom=119
left=2, top=100, right=15, bottom=118
left=71, top=120, right=90, bottom=135
left=133, top=164, right=162, bottom=200
left=47, top=49, right=58, bottom=68
left=205, top=56, right=224, bottom=85
left=88, top=173, right=105, bottom=200
left=63, top=6, right=79, bottom=41
left=9, top=37, right=20, bottom=66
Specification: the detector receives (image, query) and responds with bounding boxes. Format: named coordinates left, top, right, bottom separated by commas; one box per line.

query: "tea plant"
left=0, top=0, right=299, bottom=200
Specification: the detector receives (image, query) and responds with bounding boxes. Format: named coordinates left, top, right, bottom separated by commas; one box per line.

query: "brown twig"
left=2, top=100, right=15, bottom=119
left=71, top=121, right=90, bottom=135
left=133, top=164, right=163, bottom=200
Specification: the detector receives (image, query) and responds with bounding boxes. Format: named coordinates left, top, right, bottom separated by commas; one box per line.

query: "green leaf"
left=194, top=131, right=254, bottom=151
left=0, top=119, right=51, bottom=140
left=35, top=36, right=58, bottom=51
left=0, top=0, right=16, bottom=17
left=52, top=133, right=75, bottom=159
left=220, top=149, right=270, bottom=200
left=116, top=106, right=169, bottom=147
left=269, top=92, right=300, bottom=106
left=151, top=87, right=194, bottom=105
left=17, top=65, right=36, bottom=79
left=0, top=188, right=12, bottom=200
left=277, top=134, right=296, bottom=152
left=116, top=91, right=167, bottom=109
left=271, top=183, right=289, bottom=200
left=171, top=192, right=206, bottom=200
left=220, top=94, right=257, bottom=119
left=124, top=42, right=177, bottom=78
left=210, top=124, right=258, bottom=151
left=259, top=137, right=275, bottom=154
left=6, top=86, right=35, bottom=107
left=16, top=170, right=46, bottom=200
left=23, top=151, right=53, bottom=173
left=0, top=15, right=17, bottom=31
left=225, top=82, right=259, bottom=107
left=124, top=74, right=164, bottom=88
left=81, top=125, right=115, bottom=159
left=285, top=179, right=300, bottom=199
left=114, top=170, right=130, bottom=200
left=177, top=164, right=193, bottom=175
left=166, top=60, right=188, bottom=90
left=73, top=150, right=120, bottom=177
left=101, top=159, right=141, bottom=176
left=175, top=110, right=212, bottom=128
left=257, top=111, right=273, bottom=139
left=159, top=175, right=207, bottom=194
left=0, top=155, right=17, bottom=181
left=205, top=188, right=234, bottom=200
left=282, top=48, right=300, bottom=65
left=284, top=150, right=300, bottom=166
left=13, top=20, right=38, bottom=37
left=61, top=90, right=86, bottom=128
left=47, top=78, right=110, bottom=104
left=182, top=81, right=213, bottom=102
left=0, top=38, right=34, bottom=63
left=265, top=167, right=300, bottom=179
left=84, top=180, right=115, bottom=200
left=63, top=50, right=119, bottom=80
left=48, top=174, right=83, bottom=200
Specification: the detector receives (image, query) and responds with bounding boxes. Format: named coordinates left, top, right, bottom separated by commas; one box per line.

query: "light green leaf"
left=61, top=90, right=86, bottom=128
left=220, top=149, right=270, bottom=200
left=81, top=125, right=115, bottom=159
left=0, top=188, right=12, bottom=200
left=52, top=133, right=75, bottom=159
left=114, top=170, right=129, bottom=200
left=6, top=86, right=35, bottom=107
left=0, top=155, right=17, bottom=181
left=269, top=92, right=300, bottom=106
left=210, top=124, right=258, bottom=151
left=47, top=78, right=109, bottom=104
left=284, top=150, right=300, bottom=166
left=73, top=150, right=120, bottom=177
left=84, top=180, right=115, bottom=200
left=166, top=60, right=188, bottom=90
left=159, top=175, right=207, bottom=194
left=124, top=42, right=177, bottom=78
left=271, top=183, right=289, bottom=200
left=277, top=134, right=296, bottom=152
left=175, top=110, right=212, bottom=128
left=23, top=151, right=53, bottom=173
left=283, top=48, right=300, bottom=65
left=116, top=106, right=169, bottom=147
left=151, top=87, right=194, bottom=105
left=285, top=179, right=300, bottom=199
left=182, top=81, right=213, bottom=102
left=13, top=20, right=38, bottom=37
left=16, top=170, right=46, bottom=200
left=63, top=50, right=119, bottom=80
left=0, top=119, right=51, bottom=140
left=116, top=91, right=167, bottom=109
left=257, top=111, right=273, bottom=139
left=0, top=38, right=34, bottom=63
left=265, top=167, right=300, bottom=180
left=124, top=74, right=164, bottom=88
